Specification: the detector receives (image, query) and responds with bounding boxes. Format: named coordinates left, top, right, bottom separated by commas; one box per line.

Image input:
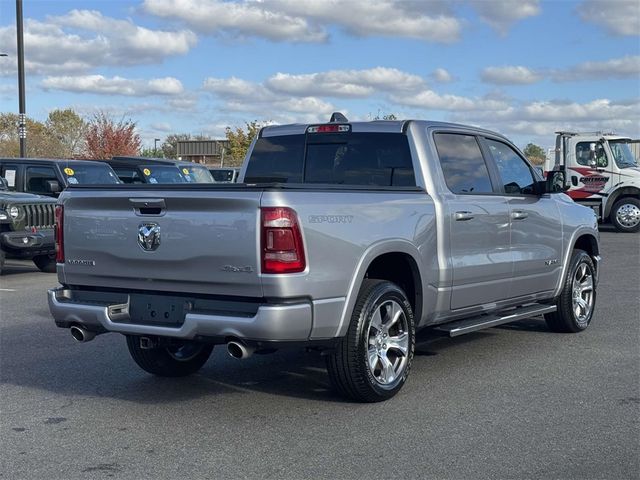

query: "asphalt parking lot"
left=1, top=228, right=638, bottom=480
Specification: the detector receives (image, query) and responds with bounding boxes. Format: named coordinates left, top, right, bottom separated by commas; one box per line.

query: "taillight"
left=55, top=205, right=64, bottom=263
left=261, top=207, right=305, bottom=274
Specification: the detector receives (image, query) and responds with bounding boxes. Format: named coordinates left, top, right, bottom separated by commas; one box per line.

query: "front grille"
left=23, top=203, right=55, bottom=230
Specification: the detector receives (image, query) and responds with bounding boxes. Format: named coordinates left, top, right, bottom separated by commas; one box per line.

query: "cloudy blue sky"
left=0, top=0, right=638, bottom=151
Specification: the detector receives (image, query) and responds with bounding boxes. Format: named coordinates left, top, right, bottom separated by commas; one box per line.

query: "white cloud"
left=150, top=122, right=172, bottom=132
left=0, top=10, right=196, bottom=77
left=578, top=0, right=640, bottom=36
left=469, top=0, right=540, bottom=34
left=266, top=67, right=426, bottom=98
left=552, top=55, right=640, bottom=81
left=391, top=89, right=510, bottom=111
left=481, top=66, right=543, bottom=85
left=42, top=75, right=184, bottom=96
left=202, top=75, right=337, bottom=121
left=144, top=0, right=461, bottom=43
left=143, top=0, right=326, bottom=42
left=430, top=68, right=454, bottom=83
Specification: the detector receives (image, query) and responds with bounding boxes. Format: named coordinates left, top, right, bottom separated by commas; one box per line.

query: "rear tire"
left=610, top=197, right=640, bottom=233
left=326, top=279, right=415, bottom=402
left=126, top=336, right=213, bottom=377
left=33, top=254, right=56, bottom=273
left=545, top=249, right=596, bottom=333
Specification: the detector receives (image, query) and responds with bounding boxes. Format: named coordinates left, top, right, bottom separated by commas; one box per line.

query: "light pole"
left=16, top=0, right=26, bottom=158
left=154, top=138, right=160, bottom=157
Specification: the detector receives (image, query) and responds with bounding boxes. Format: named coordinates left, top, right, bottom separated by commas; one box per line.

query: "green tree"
left=0, top=112, right=65, bottom=158
left=523, top=143, right=547, bottom=165
left=45, top=108, right=86, bottom=157
left=140, top=147, right=164, bottom=158
left=224, top=121, right=262, bottom=166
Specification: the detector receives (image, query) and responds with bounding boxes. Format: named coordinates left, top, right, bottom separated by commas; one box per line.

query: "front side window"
left=25, top=166, right=57, bottom=194
left=433, top=133, right=493, bottom=194
left=485, top=139, right=536, bottom=195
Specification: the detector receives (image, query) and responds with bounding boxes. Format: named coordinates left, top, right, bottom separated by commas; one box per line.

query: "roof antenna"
left=329, top=112, right=348, bottom=123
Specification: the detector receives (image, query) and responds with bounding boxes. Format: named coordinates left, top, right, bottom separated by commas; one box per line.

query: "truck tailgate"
left=60, top=188, right=263, bottom=297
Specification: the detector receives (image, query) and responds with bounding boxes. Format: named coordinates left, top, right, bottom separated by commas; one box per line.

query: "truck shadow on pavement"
left=1, top=318, right=553, bottom=405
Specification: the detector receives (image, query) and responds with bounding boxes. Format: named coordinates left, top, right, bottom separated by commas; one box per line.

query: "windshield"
left=180, top=164, right=214, bottom=183
left=140, top=165, right=188, bottom=184
left=609, top=141, right=637, bottom=168
left=63, top=163, right=121, bottom=185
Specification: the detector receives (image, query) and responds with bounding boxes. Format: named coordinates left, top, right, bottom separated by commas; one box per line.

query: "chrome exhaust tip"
left=70, top=326, right=96, bottom=343
left=227, top=341, right=254, bottom=359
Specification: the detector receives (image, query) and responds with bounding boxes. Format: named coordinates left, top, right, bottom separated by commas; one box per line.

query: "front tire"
left=126, top=336, right=213, bottom=377
left=33, top=254, right=56, bottom=273
left=326, top=279, right=415, bottom=402
left=545, top=249, right=596, bottom=333
left=610, top=197, right=640, bottom=233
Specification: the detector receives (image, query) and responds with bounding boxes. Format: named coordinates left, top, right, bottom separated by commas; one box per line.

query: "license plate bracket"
left=128, top=294, right=189, bottom=326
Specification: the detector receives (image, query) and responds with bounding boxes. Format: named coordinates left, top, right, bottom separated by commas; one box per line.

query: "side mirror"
left=45, top=179, right=61, bottom=193
left=0, top=177, right=8, bottom=191
left=540, top=170, right=569, bottom=194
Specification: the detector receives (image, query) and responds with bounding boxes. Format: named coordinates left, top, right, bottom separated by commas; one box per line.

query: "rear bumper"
left=48, top=287, right=315, bottom=342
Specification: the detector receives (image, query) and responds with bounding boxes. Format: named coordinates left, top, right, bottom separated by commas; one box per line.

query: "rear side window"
left=434, top=133, right=493, bottom=194
left=245, top=133, right=415, bottom=186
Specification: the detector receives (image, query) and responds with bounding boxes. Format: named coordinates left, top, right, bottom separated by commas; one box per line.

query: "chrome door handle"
left=455, top=211, right=474, bottom=221
left=511, top=210, right=528, bottom=220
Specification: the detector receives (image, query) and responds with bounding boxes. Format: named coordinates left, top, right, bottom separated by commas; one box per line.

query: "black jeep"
left=0, top=177, right=57, bottom=274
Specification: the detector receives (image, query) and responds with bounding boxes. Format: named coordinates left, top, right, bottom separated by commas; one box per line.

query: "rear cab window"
left=245, top=131, right=416, bottom=187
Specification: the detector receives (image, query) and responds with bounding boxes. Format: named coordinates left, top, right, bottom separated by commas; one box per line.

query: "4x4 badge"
left=138, top=223, right=161, bottom=251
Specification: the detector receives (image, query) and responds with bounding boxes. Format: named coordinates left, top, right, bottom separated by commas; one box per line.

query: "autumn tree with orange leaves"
left=83, top=112, right=141, bottom=159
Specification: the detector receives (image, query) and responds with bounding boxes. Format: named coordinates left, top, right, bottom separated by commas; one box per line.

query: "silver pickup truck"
left=48, top=116, right=601, bottom=402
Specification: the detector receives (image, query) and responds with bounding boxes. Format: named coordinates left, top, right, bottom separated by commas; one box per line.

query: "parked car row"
left=0, top=156, right=240, bottom=274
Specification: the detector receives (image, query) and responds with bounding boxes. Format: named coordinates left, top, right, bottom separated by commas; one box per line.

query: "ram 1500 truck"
left=48, top=116, right=601, bottom=402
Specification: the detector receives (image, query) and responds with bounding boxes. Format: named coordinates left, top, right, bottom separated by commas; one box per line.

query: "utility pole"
left=16, top=0, right=26, bottom=157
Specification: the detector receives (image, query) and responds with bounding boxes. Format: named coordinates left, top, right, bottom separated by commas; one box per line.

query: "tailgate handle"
left=130, top=198, right=166, bottom=215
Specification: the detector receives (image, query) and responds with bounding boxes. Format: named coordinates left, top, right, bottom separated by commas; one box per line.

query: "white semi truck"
left=545, top=131, right=640, bottom=232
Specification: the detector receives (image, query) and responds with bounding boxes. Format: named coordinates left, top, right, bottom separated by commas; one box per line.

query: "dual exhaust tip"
left=226, top=341, right=254, bottom=359
left=70, top=327, right=253, bottom=360
left=70, top=325, right=96, bottom=343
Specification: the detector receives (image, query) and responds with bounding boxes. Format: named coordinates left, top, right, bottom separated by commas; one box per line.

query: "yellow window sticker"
left=64, top=167, right=75, bottom=175
left=143, top=168, right=151, bottom=176
left=182, top=168, right=190, bottom=175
